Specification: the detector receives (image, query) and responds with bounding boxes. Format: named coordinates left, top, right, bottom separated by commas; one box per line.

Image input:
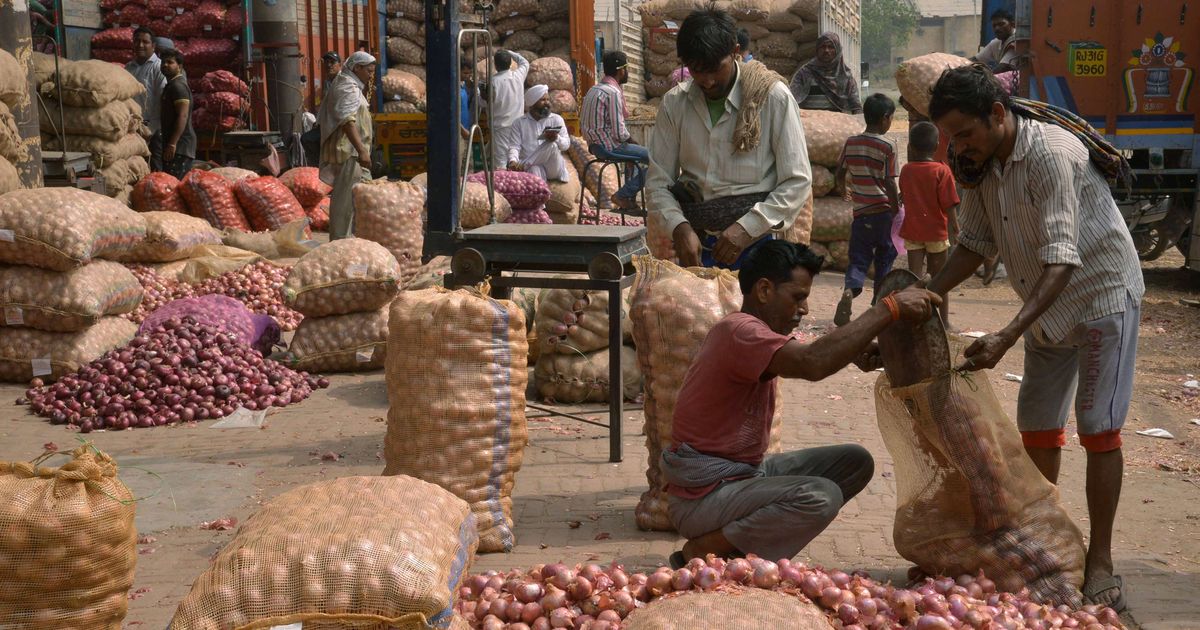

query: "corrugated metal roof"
left=916, top=0, right=979, bottom=18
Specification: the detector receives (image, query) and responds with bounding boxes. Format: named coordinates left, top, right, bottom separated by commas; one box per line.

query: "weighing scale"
left=424, top=0, right=648, bottom=462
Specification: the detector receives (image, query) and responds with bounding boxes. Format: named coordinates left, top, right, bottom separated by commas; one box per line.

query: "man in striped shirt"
left=581, top=51, right=648, bottom=210
left=926, top=66, right=1143, bottom=612
left=833, top=93, right=899, bottom=326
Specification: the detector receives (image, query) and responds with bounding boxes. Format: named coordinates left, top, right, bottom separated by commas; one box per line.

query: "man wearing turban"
left=506, top=84, right=571, bottom=183
left=316, top=50, right=376, bottom=239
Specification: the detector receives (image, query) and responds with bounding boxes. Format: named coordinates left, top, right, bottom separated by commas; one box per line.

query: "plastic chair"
left=577, top=156, right=648, bottom=225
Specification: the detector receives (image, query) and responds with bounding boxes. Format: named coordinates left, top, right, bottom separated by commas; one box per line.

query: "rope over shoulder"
left=733, top=61, right=787, bottom=154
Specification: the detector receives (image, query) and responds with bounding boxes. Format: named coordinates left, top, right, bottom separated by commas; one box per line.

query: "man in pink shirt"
left=662, top=240, right=940, bottom=567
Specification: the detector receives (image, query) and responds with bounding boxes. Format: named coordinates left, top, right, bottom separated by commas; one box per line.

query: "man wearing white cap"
left=317, top=51, right=376, bottom=239
left=506, top=85, right=571, bottom=183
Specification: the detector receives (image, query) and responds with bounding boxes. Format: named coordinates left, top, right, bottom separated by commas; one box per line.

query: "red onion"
left=723, top=558, right=752, bottom=584
left=750, top=559, right=780, bottom=589
left=670, top=568, right=693, bottom=591
left=915, top=614, right=953, bottom=629
left=820, top=586, right=843, bottom=609
left=520, top=602, right=542, bottom=624
left=838, top=603, right=860, bottom=625
left=646, top=569, right=673, bottom=596
left=568, top=576, right=593, bottom=601
left=921, top=593, right=948, bottom=615
left=548, top=607, right=574, bottom=628
left=800, top=574, right=823, bottom=599
left=695, top=567, right=720, bottom=591
left=596, top=610, right=620, bottom=623
left=830, top=571, right=852, bottom=588
left=540, top=586, right=567, bottom=613
left=516, top=582, right=544, bottom=603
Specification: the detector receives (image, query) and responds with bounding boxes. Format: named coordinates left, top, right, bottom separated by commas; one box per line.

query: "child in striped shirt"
left=833, top=93, right=899, bottom=326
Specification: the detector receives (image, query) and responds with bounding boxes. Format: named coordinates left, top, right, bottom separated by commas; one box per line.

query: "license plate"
left=1070, top=45, right=1107, bottom=77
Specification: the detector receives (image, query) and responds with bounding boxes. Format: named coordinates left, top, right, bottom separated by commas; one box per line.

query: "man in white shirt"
left=125, top=27, right=165, bottom=171
left=507, top=85, right=571, bottom=183
left=488, top=50, right=530, bottom=171
left=646, top=8, right=811, bottom=269
left=972, top=9, right=1018, bottom=74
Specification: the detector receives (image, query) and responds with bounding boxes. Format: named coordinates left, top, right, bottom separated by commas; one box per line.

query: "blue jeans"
left=589, top=142, right=649, bottom=201
left=845, top=212, right=897, bottom=298
left=701, top=233, right=774, bottom=270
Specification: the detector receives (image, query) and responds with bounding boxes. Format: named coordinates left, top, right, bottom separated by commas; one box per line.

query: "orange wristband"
left=883, top=295, right=900, bottom=321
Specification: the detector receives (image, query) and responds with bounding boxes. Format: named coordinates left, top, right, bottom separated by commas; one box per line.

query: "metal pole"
left=0, top=0, right=45, bottom=188
left=252, top=0, right=303, bottom=134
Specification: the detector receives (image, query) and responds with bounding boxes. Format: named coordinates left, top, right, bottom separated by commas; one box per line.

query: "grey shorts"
left=1016, top=293, right=1139, bottom=451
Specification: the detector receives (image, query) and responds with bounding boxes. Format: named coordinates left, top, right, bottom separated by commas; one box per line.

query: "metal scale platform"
left=424, top=0, right=647, bottom=462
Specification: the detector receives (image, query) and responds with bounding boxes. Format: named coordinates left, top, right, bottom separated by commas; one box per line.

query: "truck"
left=986, top=0, right=1200, bottom=271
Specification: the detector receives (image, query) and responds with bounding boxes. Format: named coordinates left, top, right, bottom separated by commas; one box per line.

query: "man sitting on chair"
left=581, top=50, right=648, bottom=210
left=507, top=84, right=572, bottom=184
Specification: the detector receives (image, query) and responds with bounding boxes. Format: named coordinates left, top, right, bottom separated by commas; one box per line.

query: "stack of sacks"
left=0, top=188, right=145, bottom=382
left=35, top=57, right=149, bottom=204
left=409, top=172, right=514, bottom=228
left=282, top=239, right=402, bottom=372
left=799, top=108, right=861, bottom=268
left=352, top=180, right=426, bottom=283
left=385, top=0, right=427, bottom=70
left=525, top=57, right=577, bottom=115
left=381, top=68, right=426, bottom=114
left=487, top=0, right=571, bottom=63
left=278, top=167, right=332, bottom=230
left=0, top=50, right=27, bottom=194
left=93, top=0, right=245, bottom=80
left=178, top=169, right=252, bottom=230
left=640, top=0, right=826, bottom=97
left=532, top=288, right=641, bottom=404
left=193, top=70, right=249, bottom=134
left=566, top=136, right=620, bottom=210
left=88, top=25, right=135, bottom=65
left=467, top=170, right=551, bottom=224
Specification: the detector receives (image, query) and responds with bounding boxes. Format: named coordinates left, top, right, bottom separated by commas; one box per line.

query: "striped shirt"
left=839, top=132, right=897, bottom=214
left=580, top=77, right=630, bottom=152
left=957, top=117, right=1145, bottom=343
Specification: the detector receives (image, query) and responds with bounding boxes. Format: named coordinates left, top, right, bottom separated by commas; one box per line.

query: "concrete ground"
left=0, top=253, right=1197, bottom=629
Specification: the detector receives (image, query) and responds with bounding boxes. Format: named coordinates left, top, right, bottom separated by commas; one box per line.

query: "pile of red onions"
left=454, top=556, right=1124, bottom=630
left=122, top=262, right=302, bottom=331
left=20, top=317, right=328, bottom=432
left=123, top=265, right=196, bottom=323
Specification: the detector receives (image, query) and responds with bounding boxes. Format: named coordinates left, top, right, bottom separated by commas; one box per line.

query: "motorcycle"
left=1120, top=196, right=1193, bottom=261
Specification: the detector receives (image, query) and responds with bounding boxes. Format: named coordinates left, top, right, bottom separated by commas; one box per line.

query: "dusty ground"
left=0, top=252, right=1197, bottom=630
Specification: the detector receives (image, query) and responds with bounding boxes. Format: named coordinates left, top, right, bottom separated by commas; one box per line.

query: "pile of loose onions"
left=123, top=264, right=196, bottom=323
left=21, top=317, right=328, bottom=432
left=454, top=556, right=1124, bottom=630
left=193, top=261, right=302, bottom=330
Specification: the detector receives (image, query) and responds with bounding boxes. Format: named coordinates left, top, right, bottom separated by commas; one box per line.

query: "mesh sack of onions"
left=387, top=37, right=425, bottom=66
left=0, top=50, right=23, bottom=107
left=352, top=180, right=426, bottom=283
left=403, top=256, right=451, bottom=291
left=194, top=91, right=248, bottom=115
left=495, top=15, right=537, bottom=34
left=305, top=198, right=330, bottom=231
left=51, top=59, right=144, bottom=109
left=89, top=47, right=134, bottom=65
left=192, top=107, right=245, bottom=133
left=0, top=261, right=142, bottom=332
left=110, top=211, right=223, bottom=263
left=171, top=476, right=477, bottom=629
left=548, top=89, right=578, bottom=114
left=131, top=171, right=187, bottom=213
left=0, top=317, right=136, bottom=382
left=0, top=157, right=18, bottom=195
left=896, top=53, right=973, bottom=118
left=384, top=287, right=528, bottom=553
left=381, top=68, right=426, bottom=109
left=811, top=196, right=854, bottom=242
left=626, top=587, right=832, bottom=630
left=566, top=137, right=619, bottom=210
left=646, top=210, right=678, bottom=261
left=208, top=166, right=257, bottom=184
left=1, top=103, right=22, bottom=163
left=282, top=238, right=401, bottom=318
left=179, top=169, right=251, bottom=231
left=35, top=98, right=141, bottom=142
left=799, top=109, right=867, bottom=168
left=197, top=70, right=249, bottom=97
left=89, top=27, right=134, bottom=50
left=460, top=180, right=513, bottom=228
left=286, top=305, right=389, bottom=372
left=222, top=219, right=315, bottom=261
left=781, top=190, right=815, bottom=245
left=526, top=57, right=573, bottom=91
left=466, top=170, right=550, bottom=211
left=875, top=351, right=1086, bottom=606
left=506, top=206, right=553, bottom=224
left=534, top=346, right=641, bottom=404
left=535, top=288, right=632, bottom=355
left=0, top=188, right=147, bottom=271
left=278, top=166, right=331, bottom=207
left=233, top=175, right=308, bottom=232
left=630, top=257, right=783, bottom=531
left=22, top=317, right=323, bottom=430
left=138, top=294, right=280, bottom=357
left=0, top=445, right=137, bottom=629
left=811, top=164, right=836, bottom=198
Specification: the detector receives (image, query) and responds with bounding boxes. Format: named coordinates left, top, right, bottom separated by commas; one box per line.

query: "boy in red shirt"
left=899, top=121, right=959, bottom=326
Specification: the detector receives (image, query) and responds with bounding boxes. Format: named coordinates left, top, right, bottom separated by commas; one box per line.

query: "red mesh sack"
left=195, top=91, right=247, bottom=114
left=199, top=70, right=249, bottom=97
left=100, top=0, right=126, bottom=10
left=91, top=27, right=133, bottom=50
left=131, top=172, right=187, bottom=214
left=233, top=176, right=308, bottom=232
left=185, top=39, right=236, bottom=66
left=147, top=19, right=171, bottom=36
left=195, top=0, right=225, bottom=26
left=112, top=5, right=149, bottom=27
left=222, top=5, right=245, bottom=37
left=305, top=198, right=330, bottom=231
left=169, top=13, right=201, bottom=37
left=192, top=108, right=244, bottom=133
left=179, top=169, right=250, bottom=230
left=278, top=167, right=331, bottom=207
left=92, top=48, right=134, bottom=64
left=146, top=0, right=173, bottom=17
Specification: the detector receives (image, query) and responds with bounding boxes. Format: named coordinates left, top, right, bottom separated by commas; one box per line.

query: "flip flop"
left=668, top=551, right=686, bottom=570
left=1083, top=574, right=1127, bottom=613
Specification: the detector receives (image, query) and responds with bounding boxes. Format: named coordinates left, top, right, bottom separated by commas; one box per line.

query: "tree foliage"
left=862, top=0, right=922, bottom=72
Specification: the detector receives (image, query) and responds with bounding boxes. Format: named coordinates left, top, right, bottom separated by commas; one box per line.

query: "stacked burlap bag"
left=35, top=57, right=149, bottom=203
left=525, top=56, right=577, bottom=114
left=282, top=238, right=402, bottom=372
left=567, top=136, right=620, bottom=211
left=386, top=0, right=427, bottom=69
left=193, top=70, right=250, bottom=134
left=353, top=180, right=426, bottom=282
left=896, top=52, right=972, bottom=118
left=170, top=475, right=478, bottom=630
left=487, top=0, right=571, bottom=62
left=797, top=108, right=863, bottom=266
left=639, top=0, right=825, bottom=97
left=0, top=445, right=139, bottom=629
left=382, top=67, right=426, bottom=113
left=384, top=287, right=529, bottom=552
left=629, top=257, right=785, bottom=531
left=109, top=210, right=222, bottom=263
left=0, top=188, right=146, bottom=382
left=0, top=50, right=28, bottom=194
left=532, top=288, right=641, bottom=404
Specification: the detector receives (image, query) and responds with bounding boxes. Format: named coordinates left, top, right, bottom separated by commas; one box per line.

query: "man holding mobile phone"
left=507, top=84, right=572, bottom=184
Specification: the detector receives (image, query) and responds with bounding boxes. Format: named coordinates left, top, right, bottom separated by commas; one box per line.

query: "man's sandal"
left=668, top=551, right=686, bottom=570
left=1083, top=574, right=1127, bottom=613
